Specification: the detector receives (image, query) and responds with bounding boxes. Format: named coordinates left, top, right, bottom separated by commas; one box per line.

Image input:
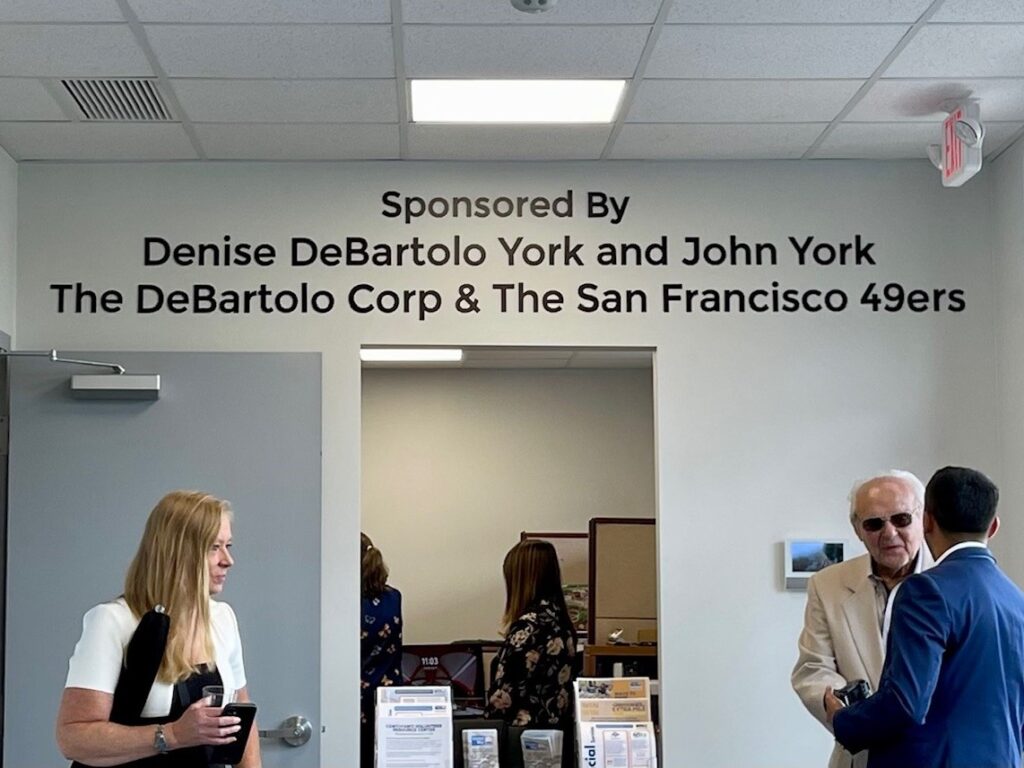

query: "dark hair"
left=925, top=466, right=999, bottom=534
left=501, top=540, right=572, bottom=633
left=361, top=532, right=389, bottom=598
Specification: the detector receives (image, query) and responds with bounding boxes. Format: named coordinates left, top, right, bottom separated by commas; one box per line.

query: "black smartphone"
left=209, top=701, right=257, bottom=765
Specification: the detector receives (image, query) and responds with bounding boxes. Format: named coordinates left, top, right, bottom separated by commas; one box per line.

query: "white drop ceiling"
left=0, top=0, right=1021, bottom=162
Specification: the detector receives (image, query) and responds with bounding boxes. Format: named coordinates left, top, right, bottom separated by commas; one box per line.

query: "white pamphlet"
left=377, top=686, right=453, bottom=704
left=521, top=729, right=563, bottom=768
left=462, top=728, right=499, bottom=768
left=601, top=729, right=629, bottom=768
left=574, top=678, right=652, bottom=723
left=375, top=689, right=453, bottom=768
left=628, top=728, right=654, bottom=768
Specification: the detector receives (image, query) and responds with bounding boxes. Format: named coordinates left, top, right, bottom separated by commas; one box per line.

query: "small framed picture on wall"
left=785, top=538, right=846, bottom=590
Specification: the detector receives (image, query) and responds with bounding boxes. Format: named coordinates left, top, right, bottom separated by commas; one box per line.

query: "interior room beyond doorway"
left=361, top=345, right=657, bottom=648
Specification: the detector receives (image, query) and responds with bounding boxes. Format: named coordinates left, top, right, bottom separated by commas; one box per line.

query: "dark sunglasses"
left=860, top=512, right=914, bottom=533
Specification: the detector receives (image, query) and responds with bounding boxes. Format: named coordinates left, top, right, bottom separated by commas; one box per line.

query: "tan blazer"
left=791, top=550, right=934, bottom=768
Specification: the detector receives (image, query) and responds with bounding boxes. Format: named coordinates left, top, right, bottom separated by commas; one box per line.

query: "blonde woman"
left=56, top=491, right=261, bottom=768
left=485, top=539, right=577, bottom=727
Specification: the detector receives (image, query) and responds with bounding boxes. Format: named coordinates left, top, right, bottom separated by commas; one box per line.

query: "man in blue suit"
left=827, top=466, right=1024, bottom=768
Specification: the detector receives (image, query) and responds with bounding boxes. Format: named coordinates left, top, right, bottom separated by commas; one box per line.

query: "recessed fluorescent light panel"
left=410, top=80, right=626, bottom=124
left=360, top=348, right=464, bottom=363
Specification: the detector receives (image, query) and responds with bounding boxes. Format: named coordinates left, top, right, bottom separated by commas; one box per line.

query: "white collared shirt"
left=881, top=541, right=988, bottom=645
left=934, top=539, right=987, bottom=565
left=880, top=548, right=928, bottom=646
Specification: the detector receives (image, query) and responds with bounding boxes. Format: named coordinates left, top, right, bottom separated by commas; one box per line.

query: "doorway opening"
left=358, top=345, right=659, bottom=765
left=0, top=332, right=9, bottom=760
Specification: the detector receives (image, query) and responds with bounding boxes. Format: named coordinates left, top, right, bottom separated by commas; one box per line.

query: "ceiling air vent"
left=61, top=78, right=173, bottom=121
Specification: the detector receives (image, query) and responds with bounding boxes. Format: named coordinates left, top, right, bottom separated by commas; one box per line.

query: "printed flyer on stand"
left=574, top=677, right=658, bottom=768
left=375, top=686, right=454, bottom=768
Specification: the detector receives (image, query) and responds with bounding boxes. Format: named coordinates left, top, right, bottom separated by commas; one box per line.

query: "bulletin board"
left=520, top=531, right=589, bottom=635
left=588, top=518, right=657, bottom=644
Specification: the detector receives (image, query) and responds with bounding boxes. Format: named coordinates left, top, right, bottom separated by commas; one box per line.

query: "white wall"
left=362, top=366, right=655, bottom=643
left=993, top=137, right=1024, bottom=581
left=0, top=146, right=15, bottom=341
left=13, top=159, right=1000, bottom=767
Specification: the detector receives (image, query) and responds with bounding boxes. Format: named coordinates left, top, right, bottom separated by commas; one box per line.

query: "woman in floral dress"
left=485, top=539, right=577, bottom=727
left=360, top=533, right=402, bottom=768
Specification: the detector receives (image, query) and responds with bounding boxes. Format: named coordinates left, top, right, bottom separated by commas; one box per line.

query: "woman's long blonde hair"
left=124, top=490, right=230, bottom=683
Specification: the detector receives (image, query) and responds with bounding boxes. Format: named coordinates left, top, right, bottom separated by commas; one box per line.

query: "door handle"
left=258, top=715, right=313, bottom=747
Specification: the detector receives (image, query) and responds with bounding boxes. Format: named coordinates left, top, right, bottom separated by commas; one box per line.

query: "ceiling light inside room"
left=359, top=348, right=464, bottom=363
left=410, top=80, right=626, bottom=124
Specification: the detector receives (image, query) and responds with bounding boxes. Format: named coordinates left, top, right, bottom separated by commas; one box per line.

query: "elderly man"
left=827, top=467, right=1024, bottom=768
left=792, top=470, right=933, bottom=768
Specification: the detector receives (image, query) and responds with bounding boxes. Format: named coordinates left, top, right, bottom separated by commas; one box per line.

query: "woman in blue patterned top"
left=485, top=539, right=577, bottom=728
left=360, top=533, right=402, bottom=768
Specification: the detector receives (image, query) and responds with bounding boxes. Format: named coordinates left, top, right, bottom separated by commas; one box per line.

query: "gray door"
left=4, top=352, right=321, bottom=768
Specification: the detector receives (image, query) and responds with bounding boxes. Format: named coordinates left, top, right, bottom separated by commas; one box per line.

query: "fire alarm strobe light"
left=940, top=100, right=984, bottom=188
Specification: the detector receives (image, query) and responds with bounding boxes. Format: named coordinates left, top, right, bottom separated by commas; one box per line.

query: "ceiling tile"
left=667, top=0, right=933, bottom=23
left=172, top=79, right=398, bottom=123
left=0, top=79, right=67, bottom=120
left=464, top=359, right=571, bottom=369
left=933, top=1, right=1024, bottom=22
left=144, top=24, right=394, bottom=78
left=814, top=121, right=1023, bottom=158
left=407, top=124, right=611, bottom=160
left=567, top=350, right=652, bottom=368
left=403, top=25, right=649, bottom=78
left=193, top=123, right=399, bottom=159
left=0, top=4, right=1017, bottom=163
left=997, top=128, right=1024, bottom=155
left=647, top=25, right=910, bottom=79
left=401, top=0, right=661, bottom=24
left=128, top=0, right=389, bottom=23
left=0, top=122, right=196, bottom=160
left=886, top=25, right=1024, bottom=77
left=629, top=79, right=863, bottom=122
left=462, top=350, right=573, bottom=369
left=0, top=0, right=122, bottom=22
left=848, top=79, right=1024, bottom=122
left=610, top=123, right=826, bottom=159
left=0, top=24, right=152, bottom=77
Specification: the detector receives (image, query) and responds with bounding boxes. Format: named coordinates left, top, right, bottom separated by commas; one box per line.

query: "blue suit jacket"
left=833, top=546, right=1024, bottom=768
